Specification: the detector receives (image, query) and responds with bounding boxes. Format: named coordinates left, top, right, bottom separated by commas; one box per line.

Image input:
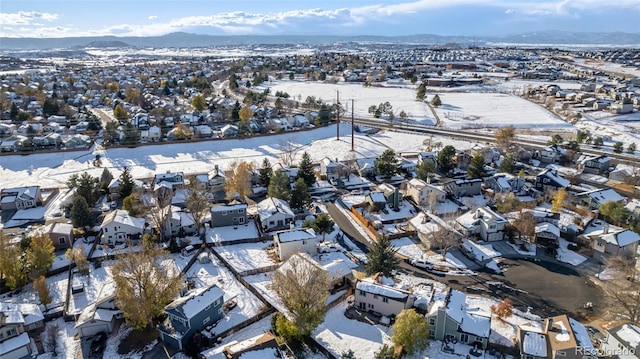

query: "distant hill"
left=1, top=31, right=639, bottom=50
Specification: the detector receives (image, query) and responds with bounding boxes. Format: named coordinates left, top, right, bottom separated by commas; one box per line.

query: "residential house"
left=153, top=171, right=185, bottom=192
left=354, top=274, right=416, bottom=317
left=456, top=151, right=472, bottom=170
left=516, top=314, right=596, bottom=359
left=589, top=227, right=640, bottom=261
left=273, top=228, right=318, bottom=261
left=417, top=151, right=439, bottom=170
left=364, top=191, right=387, bottom=212
left=158, top=284, right=225, bottom=350
left=444, top=178, right=482, bottom=198
left=0, top=134, right=28, bottom=152
left=0, top=186, right=42, bottom=211
left=164, top=206, right=197, bottom=238
left=377, top=183, right=403, bottom=211
left=535, top=222, right=561, bottom=253
left=626, top=199, right=640, bottom=221
left=578, top=188, right=625, bottom=210
left=75, top=281, right=122, bottom=337
left=405, top=178, right=446, bottom=206
left=253, top=197, right=295, bottom=231
left=578, top=155, right=612, bottom=175
left=319, top=157, right=348, bottom=182
left=220, top=124, right=238, bottom=137
left=610, top=100, right=634, bottom=114
left=456, top=206, right=508, bottom=242
left=539, top=144, right=566, bottom=163
left=63, top=134, right=91, bottom=148
left=484, top=173, right=526, bottom=193
left=429, top=289, right=491, bottom=349
left=534, top=169, right=570, bottom=192
left=100, top=209, right=145, bottom=245
left=355, top=157, right=377, bottom=178
left=0, top=302, right=44, bottom=359
left=210, top=203, right=247, bottom=227
left=600, top=323, right=640, bottom=359
left=49, top=222, right=74, bottom=250
left=106, top=178, right=144, bottom=200
left=207, top=165, right=226, bottom=202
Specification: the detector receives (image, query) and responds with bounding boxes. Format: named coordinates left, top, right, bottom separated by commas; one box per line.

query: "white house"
left=273, top=228, right=318, bottom=261
left=100, top=209, right=145, bottom=245
left=601, top=323, right=640, bottom=359
left=75, top=281, right=122, bottom=337
left=253, top=197, right=295, bottom=231
left=455, top=206, right=508, bottom=242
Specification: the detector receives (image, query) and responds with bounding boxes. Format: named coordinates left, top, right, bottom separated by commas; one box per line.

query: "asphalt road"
left=326, top=202, right=603, bottom=319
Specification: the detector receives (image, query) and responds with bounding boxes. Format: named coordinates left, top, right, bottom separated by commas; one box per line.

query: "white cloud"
left=148, top=15, right=158, bottom=20
left=0, top=11, right=58, bottom=26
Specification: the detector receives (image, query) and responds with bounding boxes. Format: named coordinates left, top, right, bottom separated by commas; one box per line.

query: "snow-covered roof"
left=256, top=197, right=294, bottom=221
left=0, top=332, right=30, bottom=356
left=166, top=284, right=224, bottom=320
left=323, top=259, right=352, bottom=280
left=539, top=169, right=570, bottom=188
left=580, top=188, right=625, bottom=205
left=522, top=330, right=547, bottom=357
left=0, top=186, right=39, bottom=200
left=51, top=222, right=73, bottom=234
left=368, top=191, right=386, bottom=203
left=535, top=222, right=560, bottom=237
left=457, top=206, right=507, bottom=228
left=276, top=228, right=316, bottom=243
left=602, top=229, right=640, bottom=247
left=101, top=209, right=145, bottom=230
left=611, top=323, right=640, bottom=351
left=356, top=279, right=409, bottom=300
left=211, top=203, right=247, bottom=213
left=569, top=318, right=596, bottom=355
left=445, top=290, right=491, bottom=338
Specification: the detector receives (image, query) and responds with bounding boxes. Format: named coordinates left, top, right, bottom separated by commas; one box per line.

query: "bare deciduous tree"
left=185, top=176, right=211, bottom=239
left=604, top=256, right=640, bottom=323
left=427, top=227, right=461, bottom=260
left=277, top=137, right=298, bottom=167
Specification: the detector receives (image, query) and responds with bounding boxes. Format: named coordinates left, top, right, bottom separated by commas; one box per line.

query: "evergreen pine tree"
left=297, top=152, right=316, bottom=187
left=70, top=195, right=95, bottom=228
left=290, top=178, right=311, bottom=212
left=268, top=171, right=291, bottom=200
left=118, top=167, right=135, bottom=199
left=467, top=154, right=487, bottom=179
left=365, top=235, right=399, bottom=277
left=259, top=158, right=273, bottom=186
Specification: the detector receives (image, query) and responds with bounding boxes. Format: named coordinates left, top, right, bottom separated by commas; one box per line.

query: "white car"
left=409, top=259, right=434, bottom=270
left=317, top=242, right=341, bottom=253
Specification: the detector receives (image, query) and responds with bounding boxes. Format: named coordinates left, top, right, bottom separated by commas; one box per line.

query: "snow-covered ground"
left=462, top=239, right=501, bottom=261
left=433, top=92, right=574, bottom=130
left=556, top=238, right=588, bottom=266
left=269, top=81, right=437, bottom=125
left=212, top=242, right=277, bottom=274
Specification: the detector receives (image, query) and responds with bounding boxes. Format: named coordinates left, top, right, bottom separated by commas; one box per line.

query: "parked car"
left=318, top=242, right=341, bottom=253
left=407, top=259, right=434, bottom=270
left=89, top=332, right=107, bottom=358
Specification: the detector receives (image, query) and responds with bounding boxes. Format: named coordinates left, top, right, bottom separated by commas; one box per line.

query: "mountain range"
left=1, top=31, right=639, bottom=50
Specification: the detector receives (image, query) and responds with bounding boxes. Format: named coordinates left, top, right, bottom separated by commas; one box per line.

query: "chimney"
left=475, top=209, right=482, bottom=219
left=603, top=224, right=609, bottom=234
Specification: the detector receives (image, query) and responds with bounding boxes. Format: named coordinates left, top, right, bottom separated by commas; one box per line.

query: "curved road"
left=326, top=202, right=603, bottom=319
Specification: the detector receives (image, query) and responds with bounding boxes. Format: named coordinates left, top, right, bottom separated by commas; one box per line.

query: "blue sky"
left=1, top=0, right=639, bottom=38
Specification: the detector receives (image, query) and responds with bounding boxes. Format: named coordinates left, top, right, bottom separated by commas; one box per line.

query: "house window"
left=214, top=299, right=221, bottom=307
left=104, top=228, right=108, bottom=233
left=58, top=237, right=66, bottom=244
left=429, top=318, right=435, bottom=326
left=368, top=304, right=374, bottom=309
left=203, top=316, right=210, bottom=325
left=373, top=295, right=378, bottom=299
left=239, top=217, right=245, bottom=224
left=222, top=211, right=228, bottom=216
left=460, top=334, right=469, bottom=343
left=205, top=305, right=211, bottom=311
left=238, top=209, right=244, bottom=213
left=7, top=328, right=17, bottom=337
left=359, top=290, right=366, bottom=296
left=302, top=240, right=307, bottom=245
left=382, top=297, right=389, bottom=303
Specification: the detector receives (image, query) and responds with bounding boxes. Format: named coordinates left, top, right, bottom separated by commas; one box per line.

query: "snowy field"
left=212, top=241, right=277, bottom=274
left=268, top=81, right=437, bottom=125
left=433, top=92, right=574, bottom=130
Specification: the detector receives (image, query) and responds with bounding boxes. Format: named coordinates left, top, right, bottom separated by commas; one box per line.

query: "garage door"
left=79, top=322, right=110, bottom=338
left=2, top=345, right=30, bottom=359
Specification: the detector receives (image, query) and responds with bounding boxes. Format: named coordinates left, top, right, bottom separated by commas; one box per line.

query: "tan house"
left=49, top=222, right=74, bottom=250
left=405, top=178, right=446, bottom=207
left=274, top=228, right=318, bottom=261
left=516, top=314, right=596, bottom=359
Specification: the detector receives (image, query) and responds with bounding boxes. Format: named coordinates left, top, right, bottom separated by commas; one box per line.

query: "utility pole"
left=336, top=90, right=340, bottom=140
left=351, top=99, right=355, bottom=151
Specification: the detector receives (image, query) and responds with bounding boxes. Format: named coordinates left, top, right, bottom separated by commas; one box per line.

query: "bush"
left=275, top=314, right=302, bottom=343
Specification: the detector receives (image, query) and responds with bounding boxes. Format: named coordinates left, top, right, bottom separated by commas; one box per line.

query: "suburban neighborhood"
left=1, top=39, right=640, bottom=359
